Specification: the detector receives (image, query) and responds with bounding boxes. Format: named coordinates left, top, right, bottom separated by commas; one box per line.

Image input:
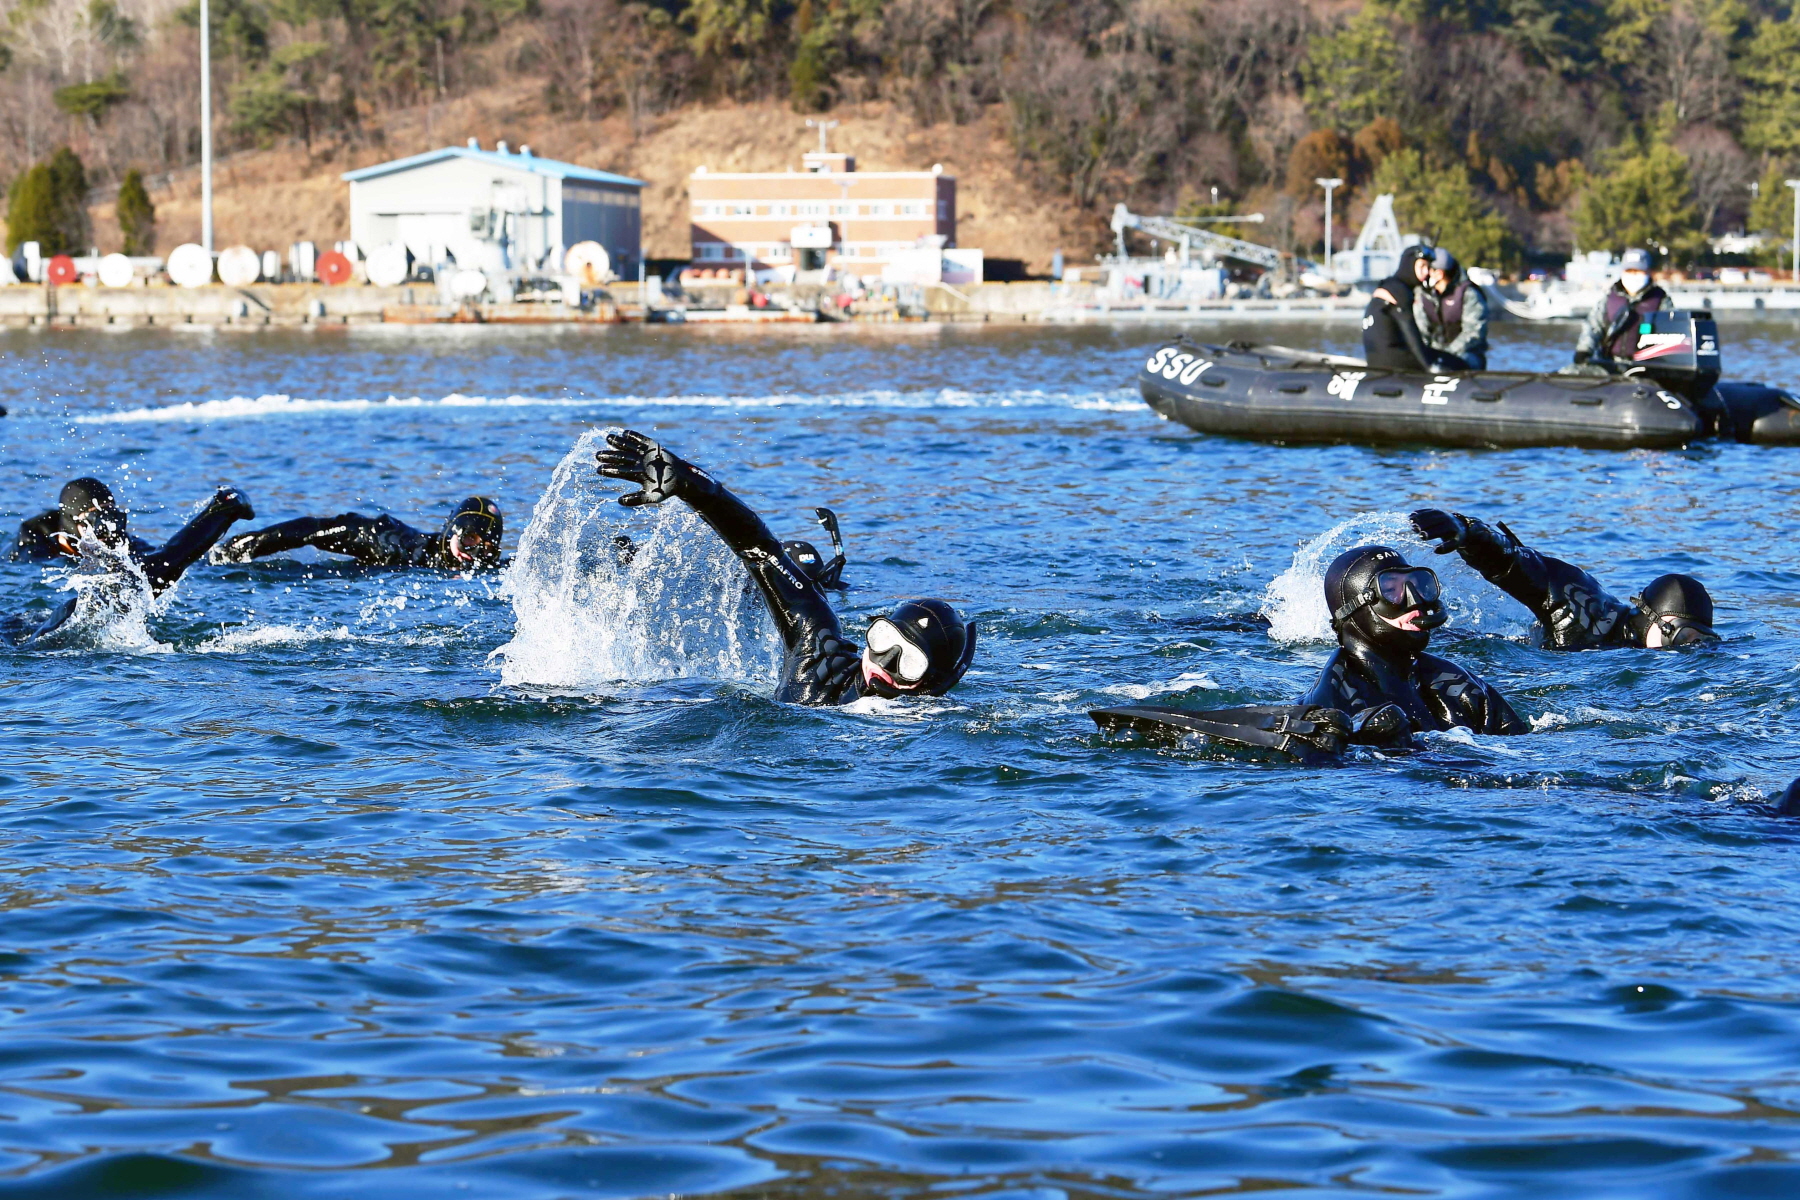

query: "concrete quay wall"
left=0, top=283, right=423, bottom=327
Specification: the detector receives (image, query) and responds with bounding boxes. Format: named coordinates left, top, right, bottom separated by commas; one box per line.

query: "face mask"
left=1620, top=271, right=1649, bottom=295
left=445, top=516, right=500, bottom=566
left=1641, top=612, right=1716, bottom=648
left=865, top=618, right=930, bottom=685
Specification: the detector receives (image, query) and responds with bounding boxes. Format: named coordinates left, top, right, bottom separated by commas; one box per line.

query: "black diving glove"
left=1351, top=703, right=1412, bottom=745
left=1292, top=707, right=1352, bottom=756
left=1411, top=509, right=1517, bottom=574
left=1410, top=509, right=1469, bottom=554
left=595, top=429, right=718, bottom=507
left=1573, top=350, right=1591, bottom=365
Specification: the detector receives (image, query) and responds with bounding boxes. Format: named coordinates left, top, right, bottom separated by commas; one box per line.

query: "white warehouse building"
left=343, top=140, right=645, bottom=278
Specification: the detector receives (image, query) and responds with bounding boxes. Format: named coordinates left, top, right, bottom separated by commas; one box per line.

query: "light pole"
left=1316, top=177, right=1342, bottom=281
left=804, top=118, right=839, bottom=155
left=200, top=0, right=213, bottom=254
left=1786, top=179, right=1799, bottom=282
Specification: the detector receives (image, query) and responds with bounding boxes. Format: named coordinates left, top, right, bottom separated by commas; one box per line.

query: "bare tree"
left=1675, top=123, right=1751, bottom=234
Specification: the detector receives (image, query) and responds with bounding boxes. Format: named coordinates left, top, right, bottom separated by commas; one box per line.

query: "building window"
left=900, top=203, right=921, bottom=217
left=773, top=204, right=791, bottom=217
left=830, top=203, right=851, bottom=216
left=797, top=203, right=823, bottom=217
left=731, top=203, right=754, bottom=216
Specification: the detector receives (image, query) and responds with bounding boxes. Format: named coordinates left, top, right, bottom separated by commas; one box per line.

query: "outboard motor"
left=1631, top=310, right=1720, bottom=404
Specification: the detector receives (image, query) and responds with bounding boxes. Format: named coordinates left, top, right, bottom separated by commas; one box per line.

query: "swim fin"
left=1090, top=703, right=1349, bottom=761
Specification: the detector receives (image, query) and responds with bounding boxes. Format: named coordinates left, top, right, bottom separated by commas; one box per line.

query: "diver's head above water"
left=860, top=599, right=976, bottom=698
left=57, top=477, right=127, bottom=553
left=1629, top=572, right=1716, bottom=648
left=1325, top=544, right=1447, bottom=656
left=442, top=497, right=503, bottom=568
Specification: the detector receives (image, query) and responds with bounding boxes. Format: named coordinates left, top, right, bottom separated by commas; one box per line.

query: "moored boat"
left=1137, top=312, right=1800, bottom=449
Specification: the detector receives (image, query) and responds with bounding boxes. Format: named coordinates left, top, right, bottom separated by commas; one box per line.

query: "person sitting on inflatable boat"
left=1300, top=544, right=1529, bottom=746
left=1410, top=509, right=1716, bottom=649
left=1571, top=247, right=1672, bottom=371
left=1414, top=247, right=1489, bottom=372
left=1362, top=246, right=1438, bottom=373
left=594, top=430, right=974, bottom=706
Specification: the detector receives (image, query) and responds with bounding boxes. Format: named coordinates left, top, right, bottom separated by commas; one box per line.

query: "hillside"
left=83, top=88, right=1109, bottom=274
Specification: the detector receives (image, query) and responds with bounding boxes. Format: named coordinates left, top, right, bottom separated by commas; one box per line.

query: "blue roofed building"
left=342, top=140, right=645, bottom=279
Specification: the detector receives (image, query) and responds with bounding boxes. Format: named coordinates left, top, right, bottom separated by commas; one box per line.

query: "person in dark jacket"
left=1414, top=247, right=1489, bottom=371
left=1361, top=245, right=1443, bottom=372
left=213, top=497, right=504, bottom=570
left=594, top=429, right=974, bottom=706
left=1573, top=247, right=1673, bottom=368
left=6, top=477, right=254, bottom=644
left=1410, top=509, right=1716, bottom=649
left=1300, top=543, right=1528, bottom=745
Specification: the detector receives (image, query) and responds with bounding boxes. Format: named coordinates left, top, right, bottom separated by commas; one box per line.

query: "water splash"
left=493, top=429, right=779, bottom=691
left=32, top=539, right=171, bottom=653
left=1261, top=511, right=1530, bottom=644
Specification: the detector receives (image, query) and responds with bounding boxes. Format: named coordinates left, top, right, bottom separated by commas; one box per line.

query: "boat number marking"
left=1145, top=348, right=1212, bottom=384
left=1656, top=390, right=1683, bottom=410
left=1327, top=372, right=1366, bottom=401
left=1422, top=376, right=1459, bottom=405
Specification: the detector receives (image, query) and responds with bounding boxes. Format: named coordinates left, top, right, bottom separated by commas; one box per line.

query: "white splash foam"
left=492, top=430, right=780, bottom=691
left=1098, top=671, right=1218, bottom=700
left=1261, top=511, right=1530, bottom=644
left=78, top=387, right=1139, bottom=424
left=198, top=623, right=353, bottom=652
left=34, top=539, right=170, bottom=653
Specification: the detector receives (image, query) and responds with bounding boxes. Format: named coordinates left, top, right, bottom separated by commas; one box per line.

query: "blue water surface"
left=2, top=318, right=1800, bottom=1199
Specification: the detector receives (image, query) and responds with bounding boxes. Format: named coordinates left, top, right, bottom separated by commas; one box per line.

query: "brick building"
left=687, top=151, right=957, bottom=276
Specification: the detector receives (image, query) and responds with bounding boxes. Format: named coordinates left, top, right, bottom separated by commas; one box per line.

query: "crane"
left=1109, top=203, right=1282, bottom=270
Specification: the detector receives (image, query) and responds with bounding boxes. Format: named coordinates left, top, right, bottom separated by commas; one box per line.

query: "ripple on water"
left=1, top=322, right=1800, bottom=1197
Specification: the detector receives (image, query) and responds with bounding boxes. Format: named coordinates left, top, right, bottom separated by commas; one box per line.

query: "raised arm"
left=595, top=430, right=841, bottom=655
left=1411, top=510, right=1627, bottom=647
left=139, top=488, right=254, bottom=593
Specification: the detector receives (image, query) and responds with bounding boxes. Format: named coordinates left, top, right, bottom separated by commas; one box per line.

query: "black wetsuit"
left=215, top=514, right=468, bottom=569
left=1433, top=515, right=1634, bottom=649
left=674, top=473, right=866, bottom=705
left=1411, top=511, right=1712, bottom=650
left=5, top=488, right=253, bottom=644
left=1300, top=645, right=1526, bottom=743
left=14, top=510, right=153, bottom=564
left=1302, top=543, right=1527, bottom=745
left=1361, top=255, right=1437, bottom=372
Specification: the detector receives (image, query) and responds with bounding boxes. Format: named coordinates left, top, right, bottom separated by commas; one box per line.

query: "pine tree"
left=47, top=147, right=92, bottom=253
left=5, top=166, right=61, bottom=254
left=1574, top=137, right=1704, bottom=259
left=117, top=168, right=156, bottom=255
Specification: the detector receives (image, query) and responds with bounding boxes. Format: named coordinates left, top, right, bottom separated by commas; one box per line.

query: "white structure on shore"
left=342, top=141, right=645, bottom=278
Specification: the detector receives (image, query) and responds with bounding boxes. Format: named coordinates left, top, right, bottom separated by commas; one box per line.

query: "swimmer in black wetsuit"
left=1301, top=544, right=1528, bottom=745
left=5, top=477, right=254, bottom=643
left=594, top=430, right=972, bottom=704
left=212, top=497, right=504, bottom=570
left=1410, top=509, right=1716, bottom=649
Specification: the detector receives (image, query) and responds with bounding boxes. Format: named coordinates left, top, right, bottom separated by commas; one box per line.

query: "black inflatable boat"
left=1138, top=311, right=1800, bottom=449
